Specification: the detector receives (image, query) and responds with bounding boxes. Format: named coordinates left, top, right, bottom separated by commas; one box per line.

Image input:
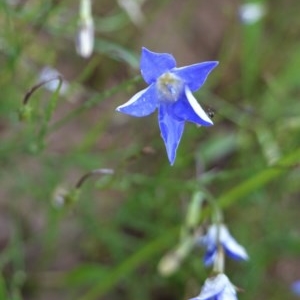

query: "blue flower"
left=190, top=274, right=238, bottom=300
left=291, top=281, right=300, bottom=296
left=197, top=224, right=249, bottom=266
left=116, top=47, right=218, bottom=165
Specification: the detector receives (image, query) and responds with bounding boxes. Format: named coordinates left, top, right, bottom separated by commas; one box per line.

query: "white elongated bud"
left=76, top=0, right=94, bottom=58
left=239, top=3, right=266, bottom=25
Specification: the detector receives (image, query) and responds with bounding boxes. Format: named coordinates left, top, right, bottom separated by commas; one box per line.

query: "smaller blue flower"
left=291, top=281, right=300, bottom=297
left=197, top=224, right=249, bottom=266
left=116, top=47, right=218, bottom=165
left=190, top=274, right=238, bottom=300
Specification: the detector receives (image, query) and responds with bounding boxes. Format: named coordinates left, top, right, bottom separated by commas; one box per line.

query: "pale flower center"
left=156, top=72, right=183, bottom=102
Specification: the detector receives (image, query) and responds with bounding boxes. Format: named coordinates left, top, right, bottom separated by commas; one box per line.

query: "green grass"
left=1, top=1, right=300, bottom=299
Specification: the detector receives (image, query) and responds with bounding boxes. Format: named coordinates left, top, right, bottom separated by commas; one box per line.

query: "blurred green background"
left=1, top=0, right=300, bottom=299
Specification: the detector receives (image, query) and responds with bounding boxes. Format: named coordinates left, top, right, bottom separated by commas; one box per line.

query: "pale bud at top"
left=239, top=3, right=266, bottom=25
left=76, top=0, right=94, bottom=58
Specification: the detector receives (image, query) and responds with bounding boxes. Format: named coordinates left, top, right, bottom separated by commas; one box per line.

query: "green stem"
left=202, top=189, right=223, bottom=224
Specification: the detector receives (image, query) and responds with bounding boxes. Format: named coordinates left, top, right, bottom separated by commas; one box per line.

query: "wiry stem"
left=75, top=168, right=114, bottom=189
left=23, top=75, right=63, bottom=105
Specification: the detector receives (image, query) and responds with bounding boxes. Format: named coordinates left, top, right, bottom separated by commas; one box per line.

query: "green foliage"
left=0, top=1, right=300, bottom=300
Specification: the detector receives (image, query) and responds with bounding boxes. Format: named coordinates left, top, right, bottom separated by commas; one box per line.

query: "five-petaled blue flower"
left=116, top=47, right=218, bottom=165
left=190, top=274, right=238, bottom=300
left=197, top=224, right=249, bottom=266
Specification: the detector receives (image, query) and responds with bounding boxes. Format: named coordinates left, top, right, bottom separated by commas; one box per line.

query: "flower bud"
left=76, top=0, right=94, bottom=58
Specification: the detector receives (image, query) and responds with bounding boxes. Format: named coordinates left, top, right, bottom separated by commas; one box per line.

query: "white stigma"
left=156, top=72, right=184, bottom=102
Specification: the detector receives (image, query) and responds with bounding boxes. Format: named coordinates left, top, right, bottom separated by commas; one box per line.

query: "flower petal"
left=203, top=247, right=217, bottom=266
left=223, top=237, right=249, bottom=261
left=190, top=274, right=228, bottom=300
left=291, top=281, right=300, bottom=296
left=172, top=86, right=213, bottom=126
left=140, top=47, right=176, bottom=84
left=116, top=84, right=158, bottom=117
left=158, top=104, right=184, bottom=165
left=219, top=226, right=249, bottom=261
left=173, top=61, right=218, bottom=91
left=197, top=224, right=248, bottom=265
left=222, top=283, right=238, bottom=300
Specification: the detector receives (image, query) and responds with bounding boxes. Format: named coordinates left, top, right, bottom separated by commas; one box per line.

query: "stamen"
left=156, top=72, right=183, bottom=102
